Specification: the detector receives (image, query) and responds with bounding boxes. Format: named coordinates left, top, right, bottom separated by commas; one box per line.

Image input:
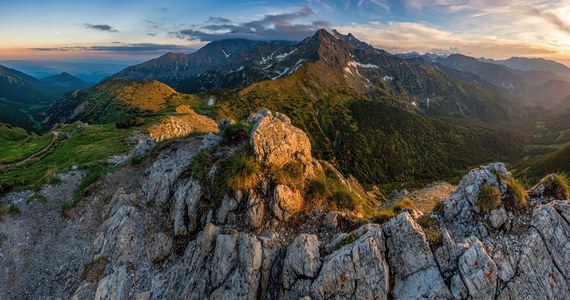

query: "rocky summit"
left=0, top=109, right=569, bottom=299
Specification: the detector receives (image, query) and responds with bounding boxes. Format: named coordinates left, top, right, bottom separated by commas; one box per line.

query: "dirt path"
left=0, top=131, right=59, bottom=168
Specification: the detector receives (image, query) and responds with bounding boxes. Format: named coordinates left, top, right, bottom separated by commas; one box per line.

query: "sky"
left=1, top=0, right=570, bottom=66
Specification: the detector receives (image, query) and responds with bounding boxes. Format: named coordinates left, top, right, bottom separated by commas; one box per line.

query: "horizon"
left=1, top=1, right=570, bottom=67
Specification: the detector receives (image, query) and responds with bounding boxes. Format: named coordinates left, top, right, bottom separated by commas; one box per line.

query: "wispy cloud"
left=30, top=43, right=195, bottom=53
left=337, top=21, right=559, bottom=58
left=527, top=7, right=570, bottom=34
left=173, top=6, right=330, bottom=41
left=84, top=23, right=118, bottom=32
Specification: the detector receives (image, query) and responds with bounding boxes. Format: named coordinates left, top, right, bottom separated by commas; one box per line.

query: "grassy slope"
left=0, top=124, right=53, bottom=164
left=0, top=123, right=137, bottom=193
left=515, top=144, right=570, bottom=182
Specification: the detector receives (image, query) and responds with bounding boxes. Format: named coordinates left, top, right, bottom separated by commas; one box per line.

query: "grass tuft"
left=504, top=177, right=527, bottom=210
left=541, top=173, right=570, bottom=200
left=477, top=185, right=502, bottom=213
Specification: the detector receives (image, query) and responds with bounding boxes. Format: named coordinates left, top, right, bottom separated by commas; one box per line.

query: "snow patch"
left=221, top=49, right=231, bottom=58
left=382, top=75, right=394, bottom=82
left=208, top=98, right=216, bottom=106
left=271, top=68, right=290, bottom=80
left=275, top=49, right=296, bottom=60
left=347, top=61, right=380, bottom=69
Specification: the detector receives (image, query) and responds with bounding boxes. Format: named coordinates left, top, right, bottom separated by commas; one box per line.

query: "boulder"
left=280, top=234, right=321, bottom=299
left=310, top=225, right=389, bottom=300
left=272, top=185, right=303, bottom=221
left=249, top=109, right=312, bottom=168
left=383, top=213, right=451, bottom=299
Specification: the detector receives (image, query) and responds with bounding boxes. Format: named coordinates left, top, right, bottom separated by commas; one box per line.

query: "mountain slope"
left=182, top=29, right=517, bottom=123
left=44, top=78, right=179, bottom=125
left=493, top=57, right=570, bottom=78
left=111, top=39, right=292, bottom=86
left=41, top=72, right=92, bottom=91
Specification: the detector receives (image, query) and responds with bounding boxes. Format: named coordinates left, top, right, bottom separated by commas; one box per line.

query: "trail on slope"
left=0, top=131, right=59, bottom=168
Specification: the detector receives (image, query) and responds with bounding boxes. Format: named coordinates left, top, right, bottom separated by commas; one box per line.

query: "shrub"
left=115, top=117, right=144, bottom=129
left=391, top=198, right=416, bottom=214
left=224, top=147, right=261, bottom=191
left=433, top=200, right=445, bottom=214
left=271, top=161, right=304, bottom=190
left=81, top=256, right=108, bottom=282
left=330, top=188, right=358, bottom=210
left=0, top=204, right=21, bottom=218
left=504, top=177, right=527, bottom=210
left=371, top=197, right=417, bottom=224
left=221, top=122, right=251, bottom=145
left=541, top=174, right=570, bottom=200
left=338, top=232, right=359, bottom=248
left=305, top=176, right=329, bottom=202
left=416, top=216, right=442, bottom=249
left=190, top=150, right=211, bottom=184
left=477, top=185, right=502, bottom=213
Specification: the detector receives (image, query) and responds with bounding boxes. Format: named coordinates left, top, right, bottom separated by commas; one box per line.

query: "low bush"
left=477, top=185, right=502, bottom=213
left=371, top=197, right=417, bottom=224
left=330, top=187, right=358, bottom=210
left=223, top=146, right=261, bottom=192
left=221, top=122, right=251, bottom=145
left=115, top=117, right=144, bottom=129
left=416, top=216, right=442, bottom=249
left=271, top=161, right=304, bottom=190
left=541, top=174, right=570, bottom=200
left=305, top=176, right=329, bottom=202
left=504, top=177, right=527, bottom=210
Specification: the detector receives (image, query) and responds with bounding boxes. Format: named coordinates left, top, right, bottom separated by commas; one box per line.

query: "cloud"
left=527, top=7, right=570, bottom=34
left=84, top=23, right=118, bottom=32
left=336, top=21, right=559, bottom=59
left=173, top=6, right=330, bottom=41
left=30, top=43, right=196, bottom=53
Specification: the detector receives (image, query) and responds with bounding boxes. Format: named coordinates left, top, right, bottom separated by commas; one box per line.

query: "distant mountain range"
left=0, top=65, right=91, bottom=130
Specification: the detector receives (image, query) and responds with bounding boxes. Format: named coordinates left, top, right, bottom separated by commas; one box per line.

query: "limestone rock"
left=146, top=232, right=173, bottom=264
left=94, top=266, right=131, bottom=300
left=281, top=234, right=321, bottom=299
left=249, top=109, right=312, bottom=168
left=310, top=225, right=389, bottom=300
left=383, top=213, right=451, bottom=299
left=159, top=224, right=263, bottom=299
left=143, top=147, right=193, bottom=204
left=488, top=207, right=508, bottom=229
left=132, top=134, right=156, bottom=158
left=458, top=237, right=497, bottom=299
left=444, top=162, right=509, bottom=220
left=272, top=185, right=303, bottom=221
left=246, top=192, right=265, bottom=229
left=93, top=206, right=146, bottom=266
left=172, top=179, right=202, bottom=236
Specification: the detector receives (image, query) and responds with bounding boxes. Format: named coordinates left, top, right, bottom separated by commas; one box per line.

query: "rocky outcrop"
left=148, top=105, right=218, bottom=142
left=7, top=108, right=570, bottom=299
left=383, top=213, right=451, bottom=299
left=249, top=109, right=312, bottom=168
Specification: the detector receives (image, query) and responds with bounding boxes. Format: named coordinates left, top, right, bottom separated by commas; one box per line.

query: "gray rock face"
left=458, top=237, right=497, bottom=299
left=383, top=213, right=451, bottom=299
left=143, top=147, right=193, bottom=204
left=281, top=234, right=321, bottom=299
left=311, top=225, right=389, bottom=300
left=249, top=109, right=312, bottom=168
left=160, top=224, right=263, bottom=299
left=272, top=184, right=303, bottom=221
left=172, top=179, right=202, bottom=236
